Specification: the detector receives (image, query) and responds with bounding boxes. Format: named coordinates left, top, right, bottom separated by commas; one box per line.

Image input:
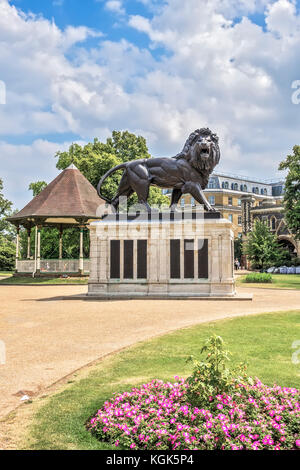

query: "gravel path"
left=0, top=285, right=299, bottom=418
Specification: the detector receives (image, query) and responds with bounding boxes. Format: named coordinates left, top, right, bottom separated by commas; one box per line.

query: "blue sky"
left=1, top=0, right=300, bottom=208
left=10, top=0, right=152, bottom=47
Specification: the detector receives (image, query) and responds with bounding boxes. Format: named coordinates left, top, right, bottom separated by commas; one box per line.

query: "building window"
left=222, top=181, right=229, bottom=189
left=208, top=196, right=215, bottom=206
left=181, top=197, right=185, bottom=207
left=228, top=196, right=232, bottom=206
left=191, top=197, right=196, bottom=207
left=228, top=214, right=233, bottom=222
left=238, top=216, right=242, bottom=225
left=238, top=199, right=241, bottom=206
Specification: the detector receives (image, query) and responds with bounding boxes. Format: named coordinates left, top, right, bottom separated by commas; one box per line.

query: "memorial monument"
left=88, top=128, right=236, bottom=298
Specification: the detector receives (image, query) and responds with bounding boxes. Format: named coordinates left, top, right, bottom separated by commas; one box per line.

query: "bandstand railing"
left=16, top=259, right=90, bottom=274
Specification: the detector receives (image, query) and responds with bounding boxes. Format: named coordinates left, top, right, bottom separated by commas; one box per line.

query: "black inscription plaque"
left=110, top=240, right=120, bottom=279
left=137, top=240, right=147, bottom=279
left=170, top=239, right=181, bottom=279
left=184, top=239, right=194, bottom=279
left=198, top=239, right=208, bottom=279
left=124, top=240, right=134, bottom=279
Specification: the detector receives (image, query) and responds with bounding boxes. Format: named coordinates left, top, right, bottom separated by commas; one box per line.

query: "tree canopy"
left=29, top=181, right=47, bottom=197
left=279, top=145, right=300, bottom=240
left=55, top=131, right=169, bottom=208
left=0, top=178, right=16, bottom=270
left=243, top=220, right=289, bottom=270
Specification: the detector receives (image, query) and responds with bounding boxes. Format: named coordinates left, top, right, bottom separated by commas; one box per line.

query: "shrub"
left=244, top=273, right=272, bottom=283
left=185, top=335, right=248, bottom=407
left=0, top=234, right=15, bottom=271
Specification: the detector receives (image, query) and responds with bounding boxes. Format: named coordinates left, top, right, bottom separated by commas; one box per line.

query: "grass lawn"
left=0, top=275, right=88, bottom=285
left=0, top=271, right=13, bottom=277
left=237, top=274, right=300, bottom=290
left=14, top=310, right=300, bottom=450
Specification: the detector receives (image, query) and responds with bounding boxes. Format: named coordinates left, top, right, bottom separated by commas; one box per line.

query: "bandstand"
left=8, top=164, right=104, bottom=276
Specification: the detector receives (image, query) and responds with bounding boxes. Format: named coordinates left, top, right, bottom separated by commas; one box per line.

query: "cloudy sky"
left=1, top=0, right=300, bottom=209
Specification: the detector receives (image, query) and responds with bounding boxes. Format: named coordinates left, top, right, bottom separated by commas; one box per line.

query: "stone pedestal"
left=88, top=211, right=235, bottom=298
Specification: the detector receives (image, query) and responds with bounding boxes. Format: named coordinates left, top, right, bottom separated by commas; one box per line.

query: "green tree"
left=243, top=221, right=288, bottom=270
left=279, top=145, right=300, bottom=239
left=0, top=179, right=16, bottom=270
left=29, top=181, right=47, bottom=196
left=55, top=131, right=169, bottom=208
left=0, top=234, right=15, bottom=270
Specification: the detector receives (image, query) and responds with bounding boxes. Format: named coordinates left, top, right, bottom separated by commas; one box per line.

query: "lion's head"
left=175, top=128, right=220, bottom=173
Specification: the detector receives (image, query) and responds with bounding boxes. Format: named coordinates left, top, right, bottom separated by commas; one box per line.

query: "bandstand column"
left=59, top=225, right=63, bottom=260
left=15, top=226, right=20, bottom=273
left=37, top=226, right=41, bottom=274
left=27, top=227, right=31, bottom=259
left=79, top=226, right=84, bottom=275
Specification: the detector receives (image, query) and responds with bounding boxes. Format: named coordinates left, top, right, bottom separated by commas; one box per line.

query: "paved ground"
left=0, top=285, right=299, bottom=419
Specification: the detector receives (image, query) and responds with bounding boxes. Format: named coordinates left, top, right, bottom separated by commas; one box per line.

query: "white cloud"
left=1, top=0, right=300, bottom=209
left=266, top=0, right=300, bottom=36
left=105, top=0, right=125, bottom=15
left=0, top=140, right=67, bottom=209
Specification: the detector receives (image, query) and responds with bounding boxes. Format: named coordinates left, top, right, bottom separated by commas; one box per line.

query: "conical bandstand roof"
left=9, top=164, right=104, bottom=227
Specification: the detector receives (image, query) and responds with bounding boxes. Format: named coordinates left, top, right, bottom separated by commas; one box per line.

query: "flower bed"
left=88, top=378, right=300, bottom=450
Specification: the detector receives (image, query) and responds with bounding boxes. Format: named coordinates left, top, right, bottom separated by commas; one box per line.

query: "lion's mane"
left=175, top=128, right=220, bottom=179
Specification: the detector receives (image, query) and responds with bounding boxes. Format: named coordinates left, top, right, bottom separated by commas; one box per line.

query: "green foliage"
left=243, top=221, right=289, bottom=269
left=55, top=131, right=169, bottom=208
left=0, top=234, right=15, bottom=270
left=29, top=181, right=47, bottom=197
left=234, top=237, right=243, bottom=261
left=0, top=178, right=15, bottom=239
left=19, top=227, right=90, bottom=260
left=0, top=179, right=16, bottom=269
left=279, top=145, right=300, bottom=240
left=186, top=335, right=249, bottom=407
left=244, top=273, right=273, bottom=283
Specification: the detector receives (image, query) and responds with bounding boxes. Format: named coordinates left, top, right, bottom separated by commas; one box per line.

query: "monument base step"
left=61, top=292, right=253, bottom=301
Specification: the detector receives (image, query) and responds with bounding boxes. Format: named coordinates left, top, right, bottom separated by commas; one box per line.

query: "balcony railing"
left=17, top=259, right=90, bottom=274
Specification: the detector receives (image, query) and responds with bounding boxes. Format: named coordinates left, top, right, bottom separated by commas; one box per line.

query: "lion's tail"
left=97, top=163, right=127, bottom=203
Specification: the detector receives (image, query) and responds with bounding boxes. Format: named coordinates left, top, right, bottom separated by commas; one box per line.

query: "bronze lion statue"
left=97, top=128, right=220, bottom=212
